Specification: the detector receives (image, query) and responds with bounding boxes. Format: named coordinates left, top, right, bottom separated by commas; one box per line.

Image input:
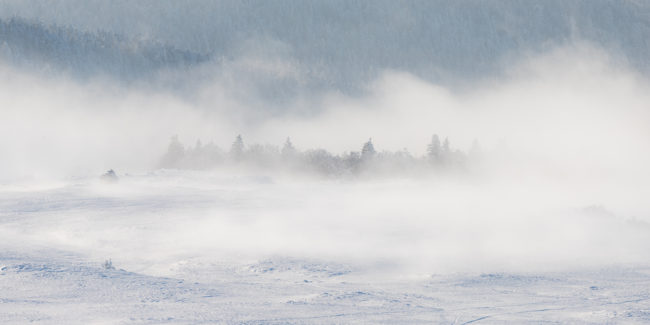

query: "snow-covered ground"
left=2, top=170, right=650, bottom=323
left=3, top=252, right=650, bottom=324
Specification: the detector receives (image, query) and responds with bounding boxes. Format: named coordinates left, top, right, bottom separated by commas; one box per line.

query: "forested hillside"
left=2, top=0, right=650, bottom=90
left=0, top=17, right=207, bottom=81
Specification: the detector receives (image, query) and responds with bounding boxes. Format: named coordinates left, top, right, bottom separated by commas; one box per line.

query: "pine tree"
left=230, top=134, right=245, bottom=160
left=281, top=137, right=297, bottom=157
left=160, top=135, right=185, bottom=168
left=427, top=134, right=442, bottom=164
left=361, top=138, right=376, bottom=160
left=440, top=137, right=453, bottom=166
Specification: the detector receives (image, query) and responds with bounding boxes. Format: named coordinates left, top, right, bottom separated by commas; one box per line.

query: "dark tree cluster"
left=0, top=17, right=207, bottom=81
left=160, top=134, right=477, bottom=177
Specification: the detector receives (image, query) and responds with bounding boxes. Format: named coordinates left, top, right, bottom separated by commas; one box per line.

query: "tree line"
left=160, top=134, right=480, bottom=177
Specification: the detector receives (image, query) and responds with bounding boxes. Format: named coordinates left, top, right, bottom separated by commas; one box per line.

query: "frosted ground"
left=3, top=1, right=650, bottom=322
left=2, top=170, right=650, bottom=324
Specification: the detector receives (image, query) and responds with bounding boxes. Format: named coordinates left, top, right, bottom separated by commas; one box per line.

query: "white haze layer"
left=1, top=43, right=649, bottom=275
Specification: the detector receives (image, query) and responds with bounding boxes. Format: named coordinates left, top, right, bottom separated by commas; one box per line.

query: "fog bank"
left=1, top=43, right=649, bottom=185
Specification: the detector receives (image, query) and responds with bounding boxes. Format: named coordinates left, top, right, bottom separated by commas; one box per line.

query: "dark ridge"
left=0, top=17, right=209, bottom=82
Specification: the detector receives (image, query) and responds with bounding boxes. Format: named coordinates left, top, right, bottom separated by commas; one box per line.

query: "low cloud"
left=1, top=42, right=650, bottom=274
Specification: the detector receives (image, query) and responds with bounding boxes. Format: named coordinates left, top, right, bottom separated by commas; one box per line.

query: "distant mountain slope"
left=1, top=0, right=650, bottom=90
left=0, top=17, right=207, bottom=81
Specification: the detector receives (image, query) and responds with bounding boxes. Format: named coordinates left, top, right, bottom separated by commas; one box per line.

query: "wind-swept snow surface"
left=1, top=171, right=650, bottom=323
left=3, top=253, right=650, bottom=323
